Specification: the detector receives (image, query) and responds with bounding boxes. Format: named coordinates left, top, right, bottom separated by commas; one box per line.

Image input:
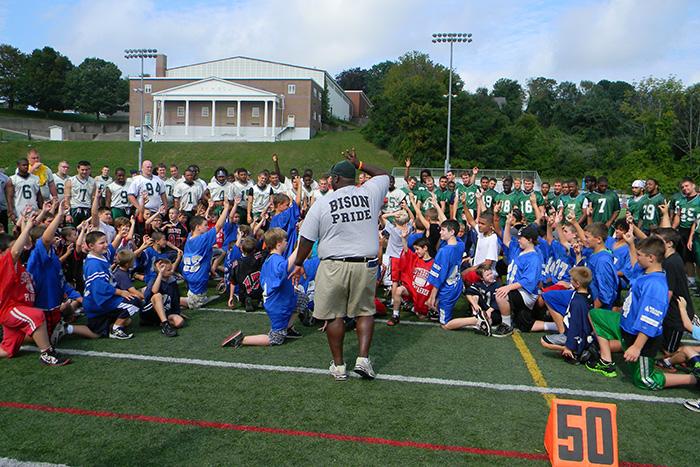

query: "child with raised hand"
left=587, top=235, right=699, bottom=390
left=540, top=266, right=594, bottom=363
left=388, top=233, right=433, bottom=325
left=426, top=219, right=465, bottom=326
left=221, top=227, right=301, bottom=348
left=141, top=258, right=185, bottom=338
left=0, top=211, right=71, bottom=366
left=83, top=230, right=141, bottom=340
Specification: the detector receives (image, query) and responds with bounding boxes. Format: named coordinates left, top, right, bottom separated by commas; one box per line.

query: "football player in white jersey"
left=106, top=167, right=132, bottom=219
left=174, top=168, right=205, bottom=216
left=64, top=160, right=96, bottom=226
left=157, top=163, right=175, bottom=207
left=208, top=167, right=232, bottom=211
left=52, top=161, right=70, bottom=202
left=127, top=160, right=168, bottom=213
left=6, top=158, right=42, bottom=223
left=247, top=170, right=273, bottom=224
left=26, top=148, right=57, bottom=202
left=95, top=166, right=112, bottom=205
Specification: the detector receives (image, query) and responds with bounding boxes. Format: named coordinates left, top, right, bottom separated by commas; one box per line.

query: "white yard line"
left=23, top=346, right=690, bottom=406
left=0, top=457, right=69, bottom=467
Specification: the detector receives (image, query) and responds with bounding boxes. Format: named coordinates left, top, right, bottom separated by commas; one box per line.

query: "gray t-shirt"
left=300, top=174, right=389, bottom=259
left=0, top=172, right=8, bottom=211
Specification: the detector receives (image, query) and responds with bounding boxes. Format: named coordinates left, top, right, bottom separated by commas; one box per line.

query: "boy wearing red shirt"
left=0, top=214, right=71, bottom=365
left=388, top=236, right=434, bottom=325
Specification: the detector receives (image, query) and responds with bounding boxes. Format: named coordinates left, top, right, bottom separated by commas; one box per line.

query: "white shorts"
left=186, top=291, right=209, bottom=309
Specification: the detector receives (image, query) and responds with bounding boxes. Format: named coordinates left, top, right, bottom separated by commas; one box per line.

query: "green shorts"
left=589, top=308, right=666, bottom=391
left=693, top=236, right=700, bottom=267
left=111, top=207, right=130, bottom=220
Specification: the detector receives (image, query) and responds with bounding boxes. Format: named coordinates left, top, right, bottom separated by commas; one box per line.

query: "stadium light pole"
left=432, top=33, right=472, bottom=173
left=125, top=48, right=158, bottom=169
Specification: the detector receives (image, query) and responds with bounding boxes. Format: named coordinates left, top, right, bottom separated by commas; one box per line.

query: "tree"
left=0, top=44, right=27, bottom=109
left=335, top=67, right=368, bottom=92
left=365, top=60, right=394, bottom=100
left=18, top=46, right=73, bottom=112
left=525, top=77, right=557, bottom=126
left=67, top=57, right=126, bottom=118
left=490, top=78, right=524, bottom=121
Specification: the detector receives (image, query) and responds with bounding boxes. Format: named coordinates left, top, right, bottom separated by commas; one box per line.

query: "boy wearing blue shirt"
left=426, top=220, right=464, bottom=328
left=587, top=236, right=698, bottom=390
left=83, top=231, right=141, bottom=339
left=182, top=198, right=233, bottom=308
left=570, top=218, right=618, bottom=309
left=222, top=228, right=301, bottom=348
left=494, top=223, right=544, bottom=336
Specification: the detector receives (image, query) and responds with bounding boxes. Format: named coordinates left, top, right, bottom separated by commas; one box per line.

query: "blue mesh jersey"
left=83, top=245, right=121, bottom=317
left=427, top=242, right=464, bottom=305
left=270, top=201, right=300, bottom=258
left=182, top=228, right=217, bottom=294
left=582, top=249, right=618, bottom=307
left=547, top=240, right=576, bottom=283
left=604, top=237, right=632, bottom=281
left=261, top=253, right=296, bottom=331
left=508, top=250, right=542, bottom=295
left=621, top=268, right=668, bottom=338
left=140, top=247, right=171, bottom=286
left=27, top=243, right=80, bottom=310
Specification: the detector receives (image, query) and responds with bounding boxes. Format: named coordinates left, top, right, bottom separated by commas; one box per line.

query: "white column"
left=272, top=99, right=276, bottom=139
left=263, top=100, right=268, bottom=137
left=159, top=99, right=165, bottom=135
left=211, top=100, right=216, bottom=136
left=236, top=100, right=241, bottom=137
left=152, top=98, right=157, bottom=140
left=185, top=100, right=190, bottom=135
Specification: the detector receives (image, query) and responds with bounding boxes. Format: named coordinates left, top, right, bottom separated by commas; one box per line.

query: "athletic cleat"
left=161, top=322, right=178, bottom=337
left=683, top=399, right=700, bottom=412
left=585, top=359, right=617, bottom=378
left=474, top=309, right=491, bottom=336
left=329, top=361, right=348, bottom=381
left=693, top=314, right=700, bottom=328
left=542, top=333, right=567, bottom=347
left=39, top=348, right=71, bottom=366
left=109, top=327, right=133, bottom=340
left=286, top=327, right=302, bottom=339
left=221, top=330, right=244, bottom=348
left=427, top=310, right=439, bottom=322
left=353, top=356, right=376, bottom=380
left=492, top=323, right=513, bottom=338
left=387, top=315, right=400, bottom=326
left=50, top=319, right=66, bottom=346
left=655, top=358, right=676, bottom=372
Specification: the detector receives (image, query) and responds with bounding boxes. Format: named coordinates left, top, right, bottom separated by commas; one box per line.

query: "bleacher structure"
left=391, top=167, right=543, bottom=191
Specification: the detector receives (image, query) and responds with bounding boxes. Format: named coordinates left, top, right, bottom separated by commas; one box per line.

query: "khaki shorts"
left=313, top=259, right=377, bottom=320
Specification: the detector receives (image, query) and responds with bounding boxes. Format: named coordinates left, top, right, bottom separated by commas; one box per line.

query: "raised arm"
left=345, top=148, right=388, bottom=177
left=41, top=201, right=67, bottom=249
left=10, top=212, right=34, bottom=263
left=90, top=187, right=102, bottom=227
left=215, top=198, right=231, bottom=233
left=659, top=201, right=671, bottom=228
left=409, top=192, right=429, bottom=230
left=403, top=157, right=411, bottom=183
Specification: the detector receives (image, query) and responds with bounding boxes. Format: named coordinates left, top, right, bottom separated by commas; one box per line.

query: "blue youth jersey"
left=183, top=228, right=217, bottom=294
left=141, top=247, right=170, bottom=285
left=621, top=270, right=668, bottom=338
left=83, top=245, right=121, bottom=317
left=270, top=202, right=300, bottom=258
left=508, top=250, right=542, bottom=295
left=261, top=253, right=296, bottom=331
left=604, top=237, right=631, bottom=280
left=584, top=249, right=618, bottom=307
left=27, top=243, right=80, bottom=309
left=547, top=240, right=575, bottom=283
left=563, top=291, right=593, bottom=354
left=427, top=242, right=464, bottom=304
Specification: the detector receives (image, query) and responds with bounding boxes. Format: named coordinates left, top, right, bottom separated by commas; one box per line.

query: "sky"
left=1, top=0, right=699, bottom=91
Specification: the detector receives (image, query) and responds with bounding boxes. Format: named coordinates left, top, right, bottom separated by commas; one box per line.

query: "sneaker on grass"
left=329, top=361, right=348, bottom=381
left=286, top=327, right=302, bottom=339
left=109, top=327, right=133, bottom=340
left=353, top=356, right=376, bottom=380
left=542, top=333, right=566, bottom=346
left=683, top=399, right=700, bottom=412
left=161, top=322, right=178, bottom=337
left=387, top=315, right=400, bottom=326
left=221, top=330, right=244, bottom=348
left=50, top=319, right=66, bottom=346
left=585, top=359, right=617, bottom=378
left=40, top=348, right=71, bottom=366
left=474, top=309, right=491, bottom=336
left=492, top=323, right=513, bottom=338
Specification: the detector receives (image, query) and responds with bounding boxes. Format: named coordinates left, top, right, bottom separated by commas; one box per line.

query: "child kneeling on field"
left=586, top=236, right=699, bottom=390
left=540, top=266, right=594, bottom=364
left=141, top=258, right=186, bottom=337
left=221, top=228, right=301, bottom=348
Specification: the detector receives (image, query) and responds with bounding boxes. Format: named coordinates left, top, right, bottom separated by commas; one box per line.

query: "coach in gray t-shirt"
left=293, top=150, right=389, bottom=382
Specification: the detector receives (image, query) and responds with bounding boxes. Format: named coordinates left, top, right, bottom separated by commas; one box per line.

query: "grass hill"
left=0, top=130, right=396, bottom=176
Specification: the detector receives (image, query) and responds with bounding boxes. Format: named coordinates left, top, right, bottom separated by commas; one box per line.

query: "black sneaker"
left=286, top=327, right=302, bottom=339
left=221, top=330, right=244, bottom=348
left=40, top=348, right=71, bottom=366
left=344, top=317, right=356, bottom=331
left=161, top=322, right=178, bottom=337
left=427, top=310, right=439, bottom=322
left=474, top=309, right=491, bottom=336
left=109, top=327, right=133, bottom=340
left=387, top=315, right=400, bottom=326
left=245, top=297, right=255, bottom=312
left=492, top=323, right=513, bottom=338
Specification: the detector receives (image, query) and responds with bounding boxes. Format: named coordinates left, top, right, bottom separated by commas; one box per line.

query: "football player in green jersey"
left=540, top=181, right=556, bottom=211
left=519, top=176, right=545, bottom=223
left=638, top=178, right=665, bottom=232
left=560, top=179, right=587, bottom=224
left=586, top=176, right=620, bottom=228
left=627, top=179, right=646, bottom=224
left=583, top=175, right=597, bottom=195
left=673, top=177, right=700, bottom=288
left=479, top=175, right=498, bottom=211
left=495, top=176, right=520, bottom=228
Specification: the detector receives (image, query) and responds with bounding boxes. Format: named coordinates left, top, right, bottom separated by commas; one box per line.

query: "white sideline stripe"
left=23, top=346, right=690, bottom=406
left=198, top=307, right=438, bottom=327
left=0, top=457, right=69, bottom=467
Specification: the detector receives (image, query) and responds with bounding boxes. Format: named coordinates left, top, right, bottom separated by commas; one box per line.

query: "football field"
left=1, top=292, right=697, bottom=466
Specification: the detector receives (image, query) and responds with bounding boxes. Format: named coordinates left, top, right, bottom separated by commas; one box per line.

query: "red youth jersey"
left=0, top=251, right=36, bottom=318
left=398, top=248, right=434, bottom=313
